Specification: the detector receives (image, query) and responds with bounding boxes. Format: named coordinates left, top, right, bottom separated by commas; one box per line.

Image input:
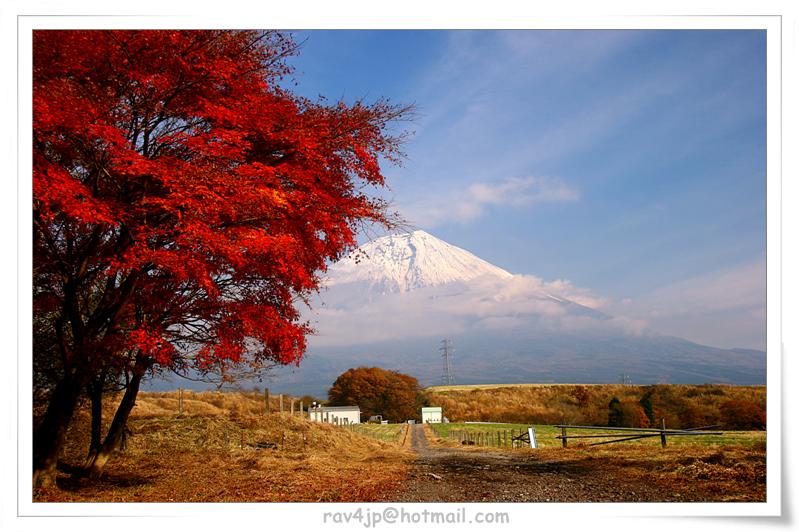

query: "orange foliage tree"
left=328, top=367, right=425, bottom=422
left=720, top=400, right=766, bottom=430
left=32, top=30, right=411, bottom=486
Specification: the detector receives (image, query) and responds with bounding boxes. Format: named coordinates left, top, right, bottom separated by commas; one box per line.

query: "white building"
left=309, top=405, right=361, bottom=425
left=421, top=406, right=443, bottom=423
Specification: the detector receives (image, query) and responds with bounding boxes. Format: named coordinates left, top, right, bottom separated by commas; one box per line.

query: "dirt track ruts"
left=383, top=424, right=686, bottom=502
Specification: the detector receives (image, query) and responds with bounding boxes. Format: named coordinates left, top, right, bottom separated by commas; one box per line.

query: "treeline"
left=427, top=384, right=766, bottom=430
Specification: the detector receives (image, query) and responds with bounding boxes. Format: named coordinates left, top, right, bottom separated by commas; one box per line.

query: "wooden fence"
left=434, top=427, right=536, bottom=448
left=555, top=422, right=723, bottom=448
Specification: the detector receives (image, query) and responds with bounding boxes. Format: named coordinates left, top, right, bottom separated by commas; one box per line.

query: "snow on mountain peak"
left=326, top=230, right=513, bottom=294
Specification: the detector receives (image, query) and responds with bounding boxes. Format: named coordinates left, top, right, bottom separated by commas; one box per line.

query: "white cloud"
left=306, top=257, right=767, bottom=352
left=402, top=176, right=578, bottom=226
left=610, top=258, right=766, bottom=350
left=305, top=272, right=613, bottom=348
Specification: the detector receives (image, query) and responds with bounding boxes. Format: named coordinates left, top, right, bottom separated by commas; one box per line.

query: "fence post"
left=661, top=418, right=667, bottom=448
left=290, top=399, right=295, bottom=416
left=178, top=387, right=183, bottom=415
left=561, top=426, right=568, bottom=448
left=299, top=401, right=303, bottom=418
left=264, top=388, right=270, bottom=414
left=279, top=394, right=284, bottom=413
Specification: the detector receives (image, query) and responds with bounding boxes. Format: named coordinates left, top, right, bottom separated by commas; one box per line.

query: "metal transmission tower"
left=440, top=338, right=455, bottom=385
left=619, top=373, right=632, bottom=385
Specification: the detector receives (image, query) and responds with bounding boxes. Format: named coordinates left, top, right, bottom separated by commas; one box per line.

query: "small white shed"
left=309, top=405, right=361, bottom=425
left=421, top=406, right=443, bottom=423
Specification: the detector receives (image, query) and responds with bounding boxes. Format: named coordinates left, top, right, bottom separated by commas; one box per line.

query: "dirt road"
left=384, top=424, right=685, bottom=502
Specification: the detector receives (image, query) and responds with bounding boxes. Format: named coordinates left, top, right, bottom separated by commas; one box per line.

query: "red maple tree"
left=32, top=30, right=411, bottom=486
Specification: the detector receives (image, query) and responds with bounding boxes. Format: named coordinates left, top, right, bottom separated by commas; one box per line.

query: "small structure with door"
left=309, top=405, right=361, bottom=425
left=421, top=406, right=443, bottom=423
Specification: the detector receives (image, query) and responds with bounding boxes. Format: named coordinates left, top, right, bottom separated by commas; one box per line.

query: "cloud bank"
left=402, top=175, right=579, bottom=227
left=610, top=257, right=766, bottom=350
left=305, top=272, right=629, bottom=349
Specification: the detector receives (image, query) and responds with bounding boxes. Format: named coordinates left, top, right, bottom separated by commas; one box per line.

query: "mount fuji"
left=269, top=230, right=765, bottom=395
left=326, top=230, right=514, bottom=293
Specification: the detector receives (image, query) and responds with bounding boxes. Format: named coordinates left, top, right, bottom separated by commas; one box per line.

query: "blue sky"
left=285, top=30, right=766, bottom=350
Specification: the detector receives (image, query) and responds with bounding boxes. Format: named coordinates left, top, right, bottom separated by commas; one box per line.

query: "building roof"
left=311, top=405, right=360, bottom=412
left=421, top=406, right=442, bottom=411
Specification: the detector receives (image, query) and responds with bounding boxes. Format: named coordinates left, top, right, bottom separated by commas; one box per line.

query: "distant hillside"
left=264, top=332, right=766, bottom=396
left=425, top=383, right=766, bottom=430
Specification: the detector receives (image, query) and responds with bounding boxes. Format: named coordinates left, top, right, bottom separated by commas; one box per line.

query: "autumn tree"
left=32, top=30, right=411, bottom=487
left=638, top=388, right=655, bottom=426
left=607, top=397, right=623, bottom=427
left=328, top=367, right=424, bottom=422
left=607, top=397, right=648, bottom=427
left=720, top=400, right=766, bottom=430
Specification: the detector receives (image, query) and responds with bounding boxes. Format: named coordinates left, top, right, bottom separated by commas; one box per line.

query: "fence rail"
left=555, top=421, right=722, bottom=448
left=431, top=426, right=537, bottom=449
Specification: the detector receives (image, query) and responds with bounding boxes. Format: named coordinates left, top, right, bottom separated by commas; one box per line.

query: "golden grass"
left=527, top=444, right=766, bottom=502
left=34, top=391, right=411, bottom=502
left=33, top=387, right=767, bottom=502
left=422, top=424, right=765, bottom=501
left=426, top=383, right=766, bottom=428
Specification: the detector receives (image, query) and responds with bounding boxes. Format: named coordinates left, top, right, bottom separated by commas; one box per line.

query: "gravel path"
left=384, top=424, right=681, bottom=502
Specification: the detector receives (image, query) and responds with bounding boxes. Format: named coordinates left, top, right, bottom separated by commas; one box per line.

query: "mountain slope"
left=278, top=230, right=767, bottom=394
left=325, top=230, right=513, bottom=294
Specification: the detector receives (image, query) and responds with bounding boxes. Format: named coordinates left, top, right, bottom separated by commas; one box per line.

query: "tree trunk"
left=85, top=368, right=144, bottom=479
left=32, top=373, right=85, bottom=488
left=84, top=377, right=104, bottom=467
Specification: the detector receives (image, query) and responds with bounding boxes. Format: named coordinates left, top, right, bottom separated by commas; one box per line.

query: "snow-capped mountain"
left=275, top=230, right=766, bottom=394
left=319, top=230, right=606, bottom=320
left=325, top=230, right=513, bottom=294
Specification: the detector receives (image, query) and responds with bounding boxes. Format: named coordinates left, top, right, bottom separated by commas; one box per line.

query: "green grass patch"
left=350, top=423, right=405, bottom=442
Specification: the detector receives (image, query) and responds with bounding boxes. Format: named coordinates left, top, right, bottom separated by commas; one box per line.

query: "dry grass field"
left=413, top=424, right=765, bottom=502
left=427, top=383, right=766, bottom=428
left=33, top=385, right=767, bottom=503
left=34, top=390, right=411, bottom=502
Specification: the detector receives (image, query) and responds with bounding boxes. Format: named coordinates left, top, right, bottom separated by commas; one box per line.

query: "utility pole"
left=440, top=338, right=455, bottom=386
